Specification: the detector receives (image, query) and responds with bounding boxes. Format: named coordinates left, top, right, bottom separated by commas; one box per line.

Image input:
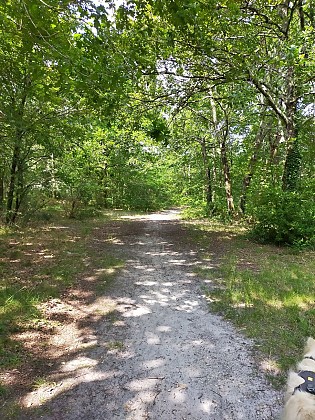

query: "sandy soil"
left=17, top=210, right=282, bottom=419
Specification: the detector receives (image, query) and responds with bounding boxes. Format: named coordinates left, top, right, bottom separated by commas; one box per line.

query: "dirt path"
left=20, top=210, right=282, bottom=419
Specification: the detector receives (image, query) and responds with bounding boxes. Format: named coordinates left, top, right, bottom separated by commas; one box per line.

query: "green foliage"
left=249, top=187, right=315, bottom=247
left=186, top=219, right=315, bottom=386
left=179, top=201, right=208, bottom=220
left=0, top=0, right=314, bottom=243
left=116, top=173, right=172, bottom=211
left=180, top=198, right=232, bottom=221
left=282, top=140, right=302, bottom=191
left=0, top=383, right=6, bottom=397
left=206, top=252, right=315, bottom=387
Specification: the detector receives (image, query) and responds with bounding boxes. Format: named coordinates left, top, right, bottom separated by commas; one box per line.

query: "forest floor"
left=1, top=209, right=283, bottom=419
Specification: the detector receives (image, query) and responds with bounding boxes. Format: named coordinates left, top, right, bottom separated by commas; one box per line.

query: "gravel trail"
left=22, top=210, right=282, bottom=419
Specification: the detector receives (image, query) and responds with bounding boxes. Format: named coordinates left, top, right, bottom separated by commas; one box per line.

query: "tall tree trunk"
left=6, top=140, right=21, bottom=223
left=50, top=153, right=58, bottom=199
left=220, top=136, right=235, bottom=215
left=12, top=161, right=24, bottom=223
left=280, top=1, right=310, bottom=191
left=102, top=162, right=109, bottom=208
left=6, top=74, right=30, bottom=223
left=282, top=133, right=301, bottom=191
left=269, top=120, right=284, bottom=166
left=200, top=137, right=213, bottom=207
left=282, top=67, right=300, bottom=191
left=240, top=119, right=265, bottom=214
left=0, top=171, right=4, bottom=212
left=210, top=92, right=235, bottom=215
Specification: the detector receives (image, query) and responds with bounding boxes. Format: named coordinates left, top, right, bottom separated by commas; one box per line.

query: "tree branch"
left=248, top=72, right=288, bottom=125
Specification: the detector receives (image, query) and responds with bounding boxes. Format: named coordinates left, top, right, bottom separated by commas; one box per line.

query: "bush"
left=180, top=201, right=209, bottom=219
left=249, top=188, right=315, bottom=247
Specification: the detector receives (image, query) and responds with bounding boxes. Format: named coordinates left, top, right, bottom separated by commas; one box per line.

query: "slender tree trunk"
left=50, top=154, right=58, bottom=199
left=102, top=162, right=109, bottom=208
left=280, top=1, right=309, bottom=191
left=6, top=140, right=21, bottom=223
left=12, top=161, right=24, bottom=223
left=220, top=136, right=235, bottom=215
left=210, top=91, right=235, bottom=215
left=240, top=119, right=265, bottom=214
left=69, top=199, right=77, bottom=218
left=6, top=75, right=30, bottom=223
left=200, top=137, right=213, bottom=207
left=206, top=166, right=212, bottom=205
left=269, top=120, right=284, bottom=165
left=0, top=171, right=4, bottom=212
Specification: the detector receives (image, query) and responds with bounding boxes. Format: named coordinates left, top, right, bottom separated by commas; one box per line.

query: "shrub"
left=249, top=188, right=315, bottom=247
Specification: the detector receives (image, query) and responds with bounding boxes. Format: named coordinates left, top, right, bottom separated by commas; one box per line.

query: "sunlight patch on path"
left=121, top=208, right=182, bottom=221
left=20, top=210, right=281, bottom=419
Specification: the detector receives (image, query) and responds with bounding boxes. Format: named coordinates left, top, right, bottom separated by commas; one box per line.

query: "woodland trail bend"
left=23, top=210, right=282, bottom=419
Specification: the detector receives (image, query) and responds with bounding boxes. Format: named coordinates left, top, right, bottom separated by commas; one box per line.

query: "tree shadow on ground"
left=1, top=215, right=282, bottom=419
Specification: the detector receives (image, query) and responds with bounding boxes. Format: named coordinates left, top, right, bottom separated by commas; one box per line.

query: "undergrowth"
left=188, top=220, right=315, bottom=388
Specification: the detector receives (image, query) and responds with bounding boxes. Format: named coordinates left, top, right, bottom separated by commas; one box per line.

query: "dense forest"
left=1, top=0, right=314, bottom=246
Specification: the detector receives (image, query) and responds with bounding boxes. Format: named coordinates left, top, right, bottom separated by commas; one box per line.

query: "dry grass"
left=0, top=214, right=123, bottom=401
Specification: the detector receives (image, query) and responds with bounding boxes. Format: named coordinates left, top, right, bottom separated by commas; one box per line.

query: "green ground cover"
left=187, top=220, right=315, bottom=388
left=0, top=213, right=123, bottom=378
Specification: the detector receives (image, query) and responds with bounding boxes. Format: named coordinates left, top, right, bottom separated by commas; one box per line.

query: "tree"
left=114, top=0, right=314, bottom=213
left=1, top=0, right=313, bottom=246
left=0, top=0, right=92, bottom=222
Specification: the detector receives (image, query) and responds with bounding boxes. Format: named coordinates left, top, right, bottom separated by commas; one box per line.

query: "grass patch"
left=0, top=213, right=124, bottom=372
left=107, top=340, right=124, bottom=351
left=104, top=309, right=120, bottom=324
left=0, top=338, right=24, bottom=369
left=94, top=256, right=124, bottom=295
left=0, top=401, right=22, bottom=419
left=189, top=220, right=315, bottom=388
left=32, top=377, right=57, bottom=391
left=0, top=383, right=7, bottom=397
